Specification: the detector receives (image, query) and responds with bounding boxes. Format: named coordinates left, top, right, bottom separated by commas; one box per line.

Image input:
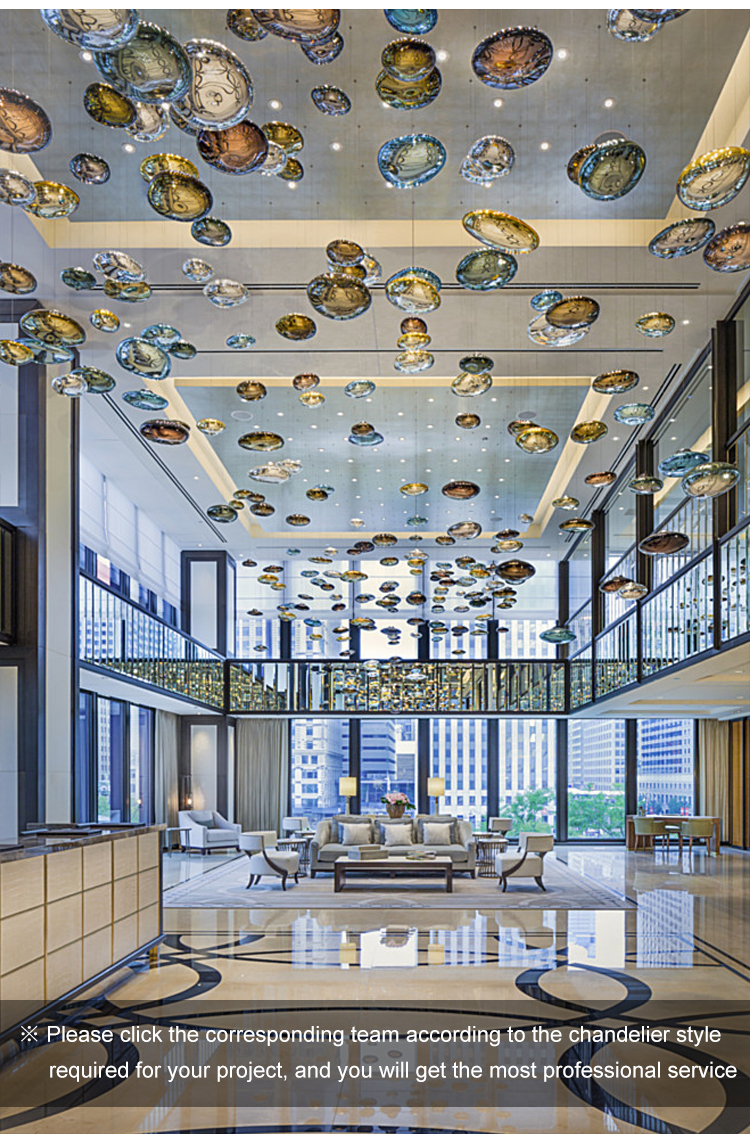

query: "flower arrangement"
left=381, top=791, right=415, bottom=818
left=381, top=792, right=415, bottom=808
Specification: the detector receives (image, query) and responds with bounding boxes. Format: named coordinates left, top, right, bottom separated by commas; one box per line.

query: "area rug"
left=163, top=856, right=633, bottom=910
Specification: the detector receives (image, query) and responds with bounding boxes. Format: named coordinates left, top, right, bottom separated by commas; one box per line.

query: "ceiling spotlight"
left=122, top=142, right=135, bottom=154
left=331, top=141, right=342, bottom=152
left=557, top=48, right=568, bottom=60
left=540, top=141, right=551, bottom=151
left=436, top=49, right=449, bottom=61
left=287, top=181, right=297, bottom=189
left=493, top=98, right=504, bottom=109
left=603, top=97, right=616, bottom=108
left=79, top=49, right=93, bottom=62
left=682, top=318, right=691, bottom=325
left=268, top=98, right=282, bottom=110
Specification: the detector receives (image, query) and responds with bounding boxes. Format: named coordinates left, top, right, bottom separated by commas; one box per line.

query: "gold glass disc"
left=592, top=369, right=638, bottom=394
left=238, top=430, right=284, bottom=451
left=400, top=482, right=428, bottom=495
left=147, top=172, right=212, bottom=221
left=139, top=153, right=199, bottom=182
left=24, top=181, right=79, bottom=219
left=462, top=209, right=539, bottom=253
left=276, top=313, right=316, bottom=340
left=570, top=420, right=608, bottom=444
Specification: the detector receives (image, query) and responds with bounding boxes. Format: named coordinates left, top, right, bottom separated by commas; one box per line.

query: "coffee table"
left=334, top=855, right=453, bottom=893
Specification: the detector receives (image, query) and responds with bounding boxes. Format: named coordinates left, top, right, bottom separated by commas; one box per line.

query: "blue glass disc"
left=122, top=389, right=168, bottom=410
left=613, top=403, right=655, bottom=425
left=227, top=333, right=256, bottom=348
left=456, top=249, right=517, bottom=290
left=657, top=448, right=710, bottom=477
left=648, top=217, right=715, bottom=258
left=384, top=9, right=437, bottom=34
left=345, top=379, right=376, bottom=398
left=531, top=289, right=563, bottom=311
left=377, top=133, right=446, bottom=188
left=191, top=216, right=232, bottom=246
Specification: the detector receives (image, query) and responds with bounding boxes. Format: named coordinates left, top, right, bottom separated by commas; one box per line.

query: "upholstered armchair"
left=177, top=810, right=241, bottom=853
left=239, top=830, right=299, bottom=890
left=282, top=815, right=313, bottom=835
left=489, top=817, right=512, bottom=837
left=496, top=833, right=554, bottom=892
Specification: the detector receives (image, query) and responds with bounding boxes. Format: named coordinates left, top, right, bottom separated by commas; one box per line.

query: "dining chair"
left=632, top=816, right=668, bottom=851
left=679, top=818, right=716, bottom=857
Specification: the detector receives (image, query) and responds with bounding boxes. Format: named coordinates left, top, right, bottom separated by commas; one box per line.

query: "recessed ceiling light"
left=122, top=142, right=135, bottom=153
left=79, top=49, right=93, bottom=62
left=436, top=48, right=449, bottom=61
left=540, top=141, right=550, bottom=151
left=671, top=435, right=677, bottom=441
left=268, top=98, right=282, bottom=110
left=337, top=411, right=343, bottom=416
left=123, top=322, right=131, bottom=329
left=331, top=141, right=342, bottom=152
left=277, top=411, right=284, bottom=416
left=557, top=48, right=568, bottom=60
left=493, top=98, right=504, bottom=108
left=612, top=436, right=620, bottom=441
left=603, top=97, right=615, bottom=108
left=682, top=319, right=690, bottom=325
left=193, top=475, right=199, bottom=480
left=287, top=181, right=297, bottom=189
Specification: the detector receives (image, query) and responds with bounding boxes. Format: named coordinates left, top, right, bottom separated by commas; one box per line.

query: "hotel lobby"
left=0, top=5, right=749, bottom=1137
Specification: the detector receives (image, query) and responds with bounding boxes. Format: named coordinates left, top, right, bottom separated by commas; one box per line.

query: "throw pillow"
left=382, top=822, right=414, bottom=848
left=423, top=822, right=452, bottom=846
left=417, top=817, right=456, bottom=844
left=335, top=816, right=372, bottom=843
left=341, top=822, right=372, bottom=847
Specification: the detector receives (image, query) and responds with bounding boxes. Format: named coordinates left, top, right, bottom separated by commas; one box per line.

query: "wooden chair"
left=632, top=816, right=668, bottom=851
left=679, top=818, right=715, bottom=857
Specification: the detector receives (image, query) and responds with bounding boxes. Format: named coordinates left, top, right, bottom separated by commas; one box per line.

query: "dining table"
left=625, top=814, right=722, bottom=854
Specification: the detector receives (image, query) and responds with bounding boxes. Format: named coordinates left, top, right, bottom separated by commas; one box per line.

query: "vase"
left=386, top=802, right=406, bottom=819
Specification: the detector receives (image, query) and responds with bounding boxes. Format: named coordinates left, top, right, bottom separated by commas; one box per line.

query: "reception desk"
left=0, top=825, right=163, bottom=1037
left=625, top=815, right=722, bottom=854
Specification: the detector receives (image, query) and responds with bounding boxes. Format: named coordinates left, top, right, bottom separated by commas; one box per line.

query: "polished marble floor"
left=2, top=845, right=749, bottom=1135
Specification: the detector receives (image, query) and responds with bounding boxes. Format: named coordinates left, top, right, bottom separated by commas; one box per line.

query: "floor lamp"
left=427, top=776, right=445, bottom=815
left=340, top=776, right=357, bottom=815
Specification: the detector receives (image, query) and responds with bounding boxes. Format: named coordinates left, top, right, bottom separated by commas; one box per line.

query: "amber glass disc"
left=292, top=372, right=320, bottom=391
left=639, top=531, right=690, bottom=555
left=83, top=83, right=136, bottom=128
left=592, top=369, right=638, bottom=394
left=570, top=420, right=608, bottom=444
left=0, top=339, right=34, bottom=365
left=462, top=209, right=539, bottom=253
left=400, top=482, right=428, bottom=495
left=552, top=495, right=579, bottom=510
left=515, top=426, right=558, bottom=453
left=0, top=87, right=52, bottom=153
left=253, top=9, right=339, bottom=43
left=277, top=157, right=303, bottom=182
left=545, top=295, right=600, bottom=329
left=139, top=419, right=189, bottom=445
left=471, top=27, right=553, bottom=90
left=326, top=238, right=364, bottom=266
left=300, top=391, right=325, bottom=407
left=147, top=172, right=212, bottom=221
left=456, top=413, right=481, bottom=429
left=448, top=520, right=482, bottom=539
left=251, top=501, right=275, bottom=516
left=585, top=471, right=617, bottom=486
left=306, top=487, right=329, bottom=501
left=276, top=313, right=316, bottom=340
left=20, top=309, right=85, bottom=347
left=559, top=517, right=595, bottom=533
left=262, top=120, right=304, bottom=153
left=139, top=153, right=199, bottom=182
left=286, top=514, right=310, bottom=526
left=103, top=280, right=152, bottom=303
left=442, top=480, right=480, bottom=500
left=238, top=430, right=284, bottom=451
left=207, top=504, right=238, bottom=522
left=24, top=181, right=79, bottom=219
left=375, top=68, right=442, bottom=111
left=0, top=262, right=36, bottom=294
left=635, top=311, right=675, bottom=337
left=382, top=37, right=436, bottom=80
left=197, top=120, right=268, bottom=174
left=496, top=559, right=536, bottom=582
left=703, top=223, right=750, bottom=274
left=236, top=380, right=267, bottom=401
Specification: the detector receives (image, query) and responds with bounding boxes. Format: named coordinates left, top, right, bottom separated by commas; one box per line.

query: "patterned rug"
left=163, top=855, right=633, bottom=910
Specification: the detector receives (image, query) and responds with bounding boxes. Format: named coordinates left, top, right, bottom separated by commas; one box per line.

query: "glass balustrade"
left=79, top=575, right=225, bottom=709
left=720, top=523, right=750, bottom=643
left=595, top=611, right=639, bottom=697
left=640, top=552, right=714, bottom=677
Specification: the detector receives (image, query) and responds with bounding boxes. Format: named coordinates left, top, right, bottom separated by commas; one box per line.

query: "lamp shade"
left=339, top=776, right=357, bottom=797
left=427, top=776, right=445, bottom=797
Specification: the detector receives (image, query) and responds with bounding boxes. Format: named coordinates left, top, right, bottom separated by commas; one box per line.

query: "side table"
left=277, top=836, right=311, bottom=875
left=475, top=836, right=508, bottom=878
left=163, top=826, right=191, bottom=852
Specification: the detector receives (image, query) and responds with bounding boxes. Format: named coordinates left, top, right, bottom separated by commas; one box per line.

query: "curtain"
left=698, top=719, right=729, bottom=838
left=154, top=710, right=179, bottom=827
left=235, top=718, right=289, bottom=832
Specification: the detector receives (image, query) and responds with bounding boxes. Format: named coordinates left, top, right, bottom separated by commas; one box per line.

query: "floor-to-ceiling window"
left=97, top=697, right=127, bottom=822
left=567, top=719, right=626, bottom=838
left=429, top=718, right=488, bottom=829
left=499, top=719, right=556, bottom=834
left=637, top=719, right=695, bottom=814
left=360, top=719, right=418, bottom=813
left=290, top=718, right=349, bottom=823
left=129, top=704, right=154, bottom=824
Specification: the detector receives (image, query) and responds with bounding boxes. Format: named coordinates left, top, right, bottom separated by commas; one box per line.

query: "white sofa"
left=310, top=814, right=476, bottom=876
left=178, top=809, right=242, bottom=853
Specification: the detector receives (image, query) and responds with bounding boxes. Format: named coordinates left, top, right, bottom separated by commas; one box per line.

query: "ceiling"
left=2, top=7, right=749, bottom=612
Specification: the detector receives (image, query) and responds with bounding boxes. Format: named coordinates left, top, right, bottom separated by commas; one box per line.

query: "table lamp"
left=339, top=776, right=357, bottom=815
left=427, top=776, right=445, bottom=815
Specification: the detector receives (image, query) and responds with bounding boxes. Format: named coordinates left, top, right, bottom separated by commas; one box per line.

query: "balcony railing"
left=652, top=495, right=713, bottom=589
left=641, top=550, right=714, bottom=677
left=79, top=575, right=225, bottom=709
left=227, top=659, right=567, bottom=715
left=595, top=609, right=639, bottom=697
left=720, top=521, right=750, bottom=643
